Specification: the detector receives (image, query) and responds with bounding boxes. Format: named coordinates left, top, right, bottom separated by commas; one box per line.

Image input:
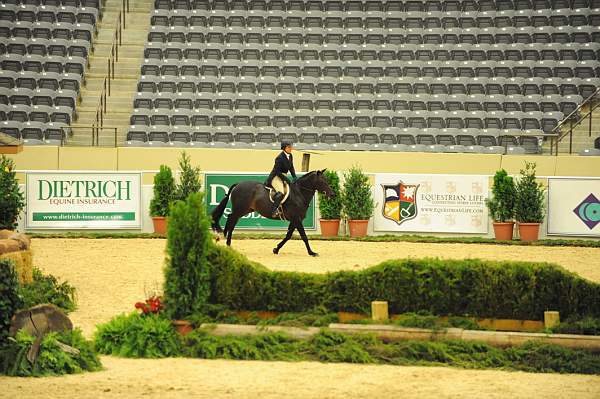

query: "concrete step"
left=80, top=77, right=138, bottom=92
left=69, top=0, right=150, bottom=143
left=86, top=65, right=140, bottom=78
left=88, top=44, right=144, bottom=58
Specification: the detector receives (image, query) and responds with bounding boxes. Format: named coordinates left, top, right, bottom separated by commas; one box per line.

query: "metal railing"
left=549, top=87, right=600, bottom=155
left=91, top=0, right=130, bottom=143
left=62, top=126, right=119, bottom=147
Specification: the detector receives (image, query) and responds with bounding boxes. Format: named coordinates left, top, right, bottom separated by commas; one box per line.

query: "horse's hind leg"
left=273, top=222, right=296, bottom=255
left=225, top=213, right=242, bottom=246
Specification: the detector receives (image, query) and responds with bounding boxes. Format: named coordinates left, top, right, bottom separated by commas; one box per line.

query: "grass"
left=180, top=328, right=600, bottom=374
left=92, top=309, right=600, bottom=374
left=29, top=232, right=600, bottom=248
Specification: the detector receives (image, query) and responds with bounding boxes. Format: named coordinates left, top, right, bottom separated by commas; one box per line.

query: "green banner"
left=205, top=173, right=316, bottom=230
left=32, top=212, right=136, bottom=222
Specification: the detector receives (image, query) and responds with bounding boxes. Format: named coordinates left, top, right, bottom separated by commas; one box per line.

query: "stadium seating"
left=126, top=1, right=598, bottom=152
left=0, top=0, right=101, bottom=144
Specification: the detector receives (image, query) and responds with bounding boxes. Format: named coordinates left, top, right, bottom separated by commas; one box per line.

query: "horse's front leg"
left=273, top=221, right=296, bottom=254
left=295, top=218, right=318, bottom=257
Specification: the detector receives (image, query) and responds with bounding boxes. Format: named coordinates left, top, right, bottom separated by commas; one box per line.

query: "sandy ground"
left=2, top=356, right=600, bottom=399
left=6, top=238, right=600, bottom=399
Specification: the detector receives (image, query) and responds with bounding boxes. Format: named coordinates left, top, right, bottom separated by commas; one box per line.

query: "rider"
left=265, top=141, right=297, bottom=218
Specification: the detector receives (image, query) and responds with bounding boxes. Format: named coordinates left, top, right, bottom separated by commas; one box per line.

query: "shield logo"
left=382, top=182, right=419, bottom=225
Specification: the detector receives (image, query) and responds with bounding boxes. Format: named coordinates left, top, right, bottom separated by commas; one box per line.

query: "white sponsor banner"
left=547, top=178, right=600, bottom=237
left=373, top=174, right=489, bottom=234
left=26, top=172, right=142, bottom=229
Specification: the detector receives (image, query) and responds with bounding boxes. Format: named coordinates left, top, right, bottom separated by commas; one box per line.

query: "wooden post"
left=544, top=311, right=560, bottom=329
left=301, top=153, right=310, bottom=172
left=371, top=301, right=389, bottom=321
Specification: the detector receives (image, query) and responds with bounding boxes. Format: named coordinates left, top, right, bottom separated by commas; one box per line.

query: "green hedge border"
left=28, top=232, right=600, bottom=248
left=206, top=245, right=600, bottom=321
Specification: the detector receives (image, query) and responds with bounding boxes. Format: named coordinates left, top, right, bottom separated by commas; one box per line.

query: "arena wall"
left=8, top=147, right=600, bottom=239
left=8, top=146, right=600, bottom=177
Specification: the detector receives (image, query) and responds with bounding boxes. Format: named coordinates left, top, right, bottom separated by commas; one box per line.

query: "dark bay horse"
left=211, top=170, right=334, bottom=256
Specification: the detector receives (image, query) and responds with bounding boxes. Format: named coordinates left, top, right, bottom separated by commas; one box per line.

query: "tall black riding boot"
left=271, top=192, right=284, bottom=218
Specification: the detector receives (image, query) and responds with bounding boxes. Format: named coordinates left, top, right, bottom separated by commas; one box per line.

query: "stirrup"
left=272, top=205, right=285, bottom=220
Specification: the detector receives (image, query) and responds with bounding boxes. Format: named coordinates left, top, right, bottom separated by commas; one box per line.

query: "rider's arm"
left=289, top=155, right=297, bottom=180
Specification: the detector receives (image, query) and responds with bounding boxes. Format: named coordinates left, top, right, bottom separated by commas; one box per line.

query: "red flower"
left=135, top=296, right=164, bottom=316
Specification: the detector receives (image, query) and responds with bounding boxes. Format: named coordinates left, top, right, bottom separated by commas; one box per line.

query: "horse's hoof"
left=309, top=252, right=319, bottom=257
left=273, top=248, right=279, bottom=255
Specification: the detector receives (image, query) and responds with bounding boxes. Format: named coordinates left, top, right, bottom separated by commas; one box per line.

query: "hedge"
left=206, top=244, right=600, bottom=321
left=0, top=259, right=22, bottom=347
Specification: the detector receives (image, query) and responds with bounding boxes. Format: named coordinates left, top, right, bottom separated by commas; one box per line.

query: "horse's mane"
left=296, top=171, right=317, bottom=182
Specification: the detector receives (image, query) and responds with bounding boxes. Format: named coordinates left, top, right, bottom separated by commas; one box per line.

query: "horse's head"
left=305, top=169, right=334, bottom=198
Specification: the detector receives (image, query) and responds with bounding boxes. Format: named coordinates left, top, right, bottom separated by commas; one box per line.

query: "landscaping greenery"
left=0, top=259, right=22, bottom=347
left=486, top=169, right=516, bottom=222
left=27, top=232, right=600, bottom=248
left=206, top=245, right=600, bottom=321
left=149, top=165, right=176, bottom=217
left=318, top=170, right=342, bottom=220
left=175, top=151, right=202, bottom=202
left=515, top=162, right=546, bottom=223
left=0, top=329, right=101, bottom=376
left=18, top=268, right=76, bottom=313
left=0, top=155, right=25, bottom=230
left=164, top=192, right=211, bottom=319
left=188, top=308, right=484, bottom=331
left=552, top=317, right=600, bottom=336
left=341, top=166, right=374, bottom=220
left=94, top=324, right=600, bottom=374
left=94, top=312, right=181, bottom=358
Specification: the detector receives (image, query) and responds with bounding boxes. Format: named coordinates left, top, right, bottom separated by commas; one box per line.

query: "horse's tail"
left=211, top=184, right=237, bottom=233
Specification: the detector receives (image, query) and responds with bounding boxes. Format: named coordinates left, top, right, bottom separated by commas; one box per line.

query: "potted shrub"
left=514, top=162, right=546, bottom=241
left=318, top=170, right=342, bottom=237
left=0, top=155, right=25, bottom=230
left=175, top=151, right=202, bottom=202
left=150, top=165, right=175, bottom=235
left=342, top=166, right=374, bottom=237
left=486, top=169, right=516, bottom=240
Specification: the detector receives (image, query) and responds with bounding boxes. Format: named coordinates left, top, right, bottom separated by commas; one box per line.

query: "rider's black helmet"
left=280, top=141, right=293, bottom=150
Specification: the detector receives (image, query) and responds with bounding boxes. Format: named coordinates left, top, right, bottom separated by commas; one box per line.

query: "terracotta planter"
left=319, top=219, right=341, bottom=237
left=348, top=219, right=369, bottom=237
left=518, top=222, right=541, bottom=242
left=492, top=222, right=514, bottom=241
left=172, top=320, right=193, bottom=336
left=152, top=216, right=168, bottom=235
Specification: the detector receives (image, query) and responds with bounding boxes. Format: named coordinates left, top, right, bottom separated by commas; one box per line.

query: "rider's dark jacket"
left=265, top=151, right=297, bottom=187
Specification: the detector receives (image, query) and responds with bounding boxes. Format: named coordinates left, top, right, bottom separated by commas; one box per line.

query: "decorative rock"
left=10, top=304, right=73, bottom=338
left=2, top=240, right=20, bottom=254
left=8, top=232, right=30, bottom=250
left=0, top=230, right=31, bottom=254
left=371, top=301, right=389, bottom=321
left=9, top=304, right=74, bottom=364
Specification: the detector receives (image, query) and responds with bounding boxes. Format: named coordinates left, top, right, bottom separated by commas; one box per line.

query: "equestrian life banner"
left=205, top=173, right=316, bottom=230
left=25, top=172, right=142, bottom=229
left=373, top=173, right=489, bottom=234
left=547, top=178, right=600, bottom=237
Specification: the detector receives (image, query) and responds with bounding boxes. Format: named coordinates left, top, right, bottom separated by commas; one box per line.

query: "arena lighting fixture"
left=0, top=132, right=23, bottom=154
